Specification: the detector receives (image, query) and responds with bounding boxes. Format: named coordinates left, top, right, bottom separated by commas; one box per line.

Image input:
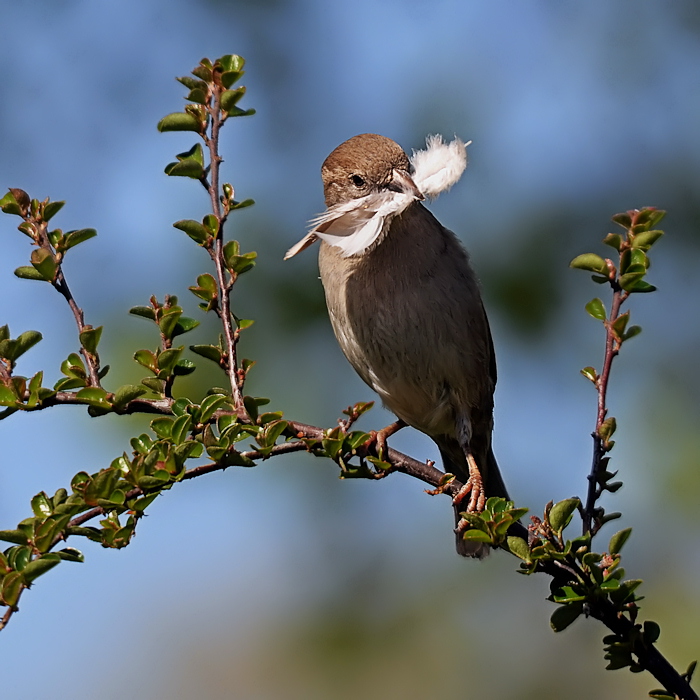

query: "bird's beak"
left=387, top=168, right=424, bottom=200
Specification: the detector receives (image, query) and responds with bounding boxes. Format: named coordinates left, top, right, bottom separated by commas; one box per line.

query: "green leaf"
left=199, top=393, right=229, bottom=423
left=618, top=272, right=645, bottom=291
left=157, top=112, right=201, bottom=132
left=172, top=397, right=194, bottom=416
left=173, top=358, right=196, bottom=376
left=631, top=229, right=664, bottom=250
left=1, top=571, right=23, bottom=607
left=202, top=214, right=219, bottom=236
left=197, top=273, right=218, bottom=295
left=31, top=492, right=52, bottom=518
left=134, top=349, right=157, bottom=373
left=622, top=325, right=642, bottom=342
left=141, top=377, right=165, bottom=394
left=506, top=536, right=531, bottom=562
left=549, top=498, right=580, bottom=533
left=0, top=190, right=23, bottom=215
left=129, top=493, right=159, bottom=513
left=580, top=366, right=597, bottom=383
left=609, top=527, right=632, bottom=555
left=0, top=529, right=29, bottom=545
left=75, top=387, right=111, bottom=407
left=585, top=298, right=606, bottom=321
left=164, top=160, right=205, bottom=179
left=0, top=384, right=18, bottom=407
left=552, top=585, right=586, bottom=603
left=223, top=243, right=257, bottom=274
left=550, top=603, right=583, bottom=632
left=259, top=420, right=288, bottom=448
left=112, top=384, right=147, bottom=408
left=192, top=62, right=213, bottom=82
left=7, top=544, right=32, bottom=570
left=159, top=309, right=183, bottom=340
left=462, top=529, right=493, bottom=544
left=225, top=107, right=256, bottom=118
left=177, top=76, right=207, bottom=91
left=633, top=208, right=666, bottom=229
left=643, top=620, right=661, bottom=644
left=626, top=280, right=657, bottom=294
left=190, top=344, right=223, bottom=364
left=13, top=330, right=43, bottom=360
left=150, top=417, right=174, bottom=439
left=221, top=87, right=246, bottom=112
left=157, top=346, right=184, bottom=375
left=173, top=219, right=210, bottom=245
left=172, top=317, right=199, bottom=337
left=602, top=233, right=622, bottom=250
left=14, top=266, right=46, bottom=281
left=612, top=312, right=630, bottom=338
left=179, top=142, right=204, bottom=165
left=79, top=326, right=102, bottom=355
left=599, top=416, right=617, bottom=441
left=218, top=54, right=245, bottom=73
left=186, top=87, right=208, bottom=104
left=611, top=211, right=632, bottom=229
left=42, top=200, right=65, bottom=221
left=64, top=228, right=97, bottom=250
left=171, top=414, right=193, bottom=444
left=56, top=547, right=84, bottom=563
left=30, top=248, right=58, bottom=282
left=230, top=198, right=255, bottom=210
left=129, top=305, right=157, bottom=321
left=21, top=553, right=61, bottom=583
left=570, top=253, right=608, bottom=275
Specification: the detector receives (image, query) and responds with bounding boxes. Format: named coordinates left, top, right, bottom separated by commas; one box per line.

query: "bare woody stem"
left=583, top=275, right=629, bottom=535
left=52, top=270, right=101, bottom=387
left=203, top=86, right=245, bottom=415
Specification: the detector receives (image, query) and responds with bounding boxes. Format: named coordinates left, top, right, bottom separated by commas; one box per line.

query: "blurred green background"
left=1, top=1, right=699, bottom=698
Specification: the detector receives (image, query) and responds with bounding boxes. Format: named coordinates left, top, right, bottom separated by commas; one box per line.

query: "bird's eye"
left=350, top=174, right=366, bottom=188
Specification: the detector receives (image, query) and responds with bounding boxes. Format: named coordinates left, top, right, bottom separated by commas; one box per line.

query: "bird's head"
left=284, top=133, right=467, bottom=260
left=321, top=133, right=424, bottom=207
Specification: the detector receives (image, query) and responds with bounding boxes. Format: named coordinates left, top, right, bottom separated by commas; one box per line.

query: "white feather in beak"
left=284, top=135, right=469, bottom=259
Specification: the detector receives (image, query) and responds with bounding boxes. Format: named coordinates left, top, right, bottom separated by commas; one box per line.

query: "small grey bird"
left=286, top=133, right=508, bottom=557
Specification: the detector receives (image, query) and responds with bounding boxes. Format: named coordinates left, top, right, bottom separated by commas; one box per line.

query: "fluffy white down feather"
left=284, top=134, right=469, bottom=259
left=411, top=134, right=468, bottom=199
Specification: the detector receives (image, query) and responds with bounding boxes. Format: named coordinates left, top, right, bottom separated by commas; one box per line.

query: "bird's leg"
left=452, top=452, right=487, bottom=513
left=361, top=419, right=406, bottom=459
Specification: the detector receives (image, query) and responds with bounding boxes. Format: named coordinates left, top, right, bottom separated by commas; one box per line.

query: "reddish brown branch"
left=202, top=84, right=245, bottom=417
left=52, top=272, right=101, bottom=387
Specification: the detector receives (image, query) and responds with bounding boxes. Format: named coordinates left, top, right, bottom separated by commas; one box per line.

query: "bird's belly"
left=329, top=302, right=458, bottom=437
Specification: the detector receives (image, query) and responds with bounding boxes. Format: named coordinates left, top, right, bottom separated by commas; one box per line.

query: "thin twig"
left=0, top=605, right=14, bottom=632
left=583, top=279, right=629, bottom=535
left=52, top=271, right=101, bottom=387
left=202, top=84, right=245, bottom=416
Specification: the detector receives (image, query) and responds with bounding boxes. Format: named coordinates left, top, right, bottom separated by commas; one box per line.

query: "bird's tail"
left=438, top=442, right=508, bottom=558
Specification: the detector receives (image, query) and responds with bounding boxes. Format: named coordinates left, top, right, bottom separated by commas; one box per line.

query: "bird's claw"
left=452, top=473, right=486, bottom=513
left=358, top=419, right=406, bottom=459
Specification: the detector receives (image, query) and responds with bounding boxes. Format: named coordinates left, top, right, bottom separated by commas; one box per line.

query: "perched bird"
left=286, top=133, right=508, bottom=557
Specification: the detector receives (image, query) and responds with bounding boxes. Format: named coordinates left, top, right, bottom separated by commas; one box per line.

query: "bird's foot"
left=452, top=475, right=486, bottom=513
left=359, top=419, right=406, bottom=459
left=452, top=453, right=486, bottom=513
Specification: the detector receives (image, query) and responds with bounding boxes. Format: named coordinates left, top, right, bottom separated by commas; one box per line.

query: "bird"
left=285, top=133, right=508, bottom=557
